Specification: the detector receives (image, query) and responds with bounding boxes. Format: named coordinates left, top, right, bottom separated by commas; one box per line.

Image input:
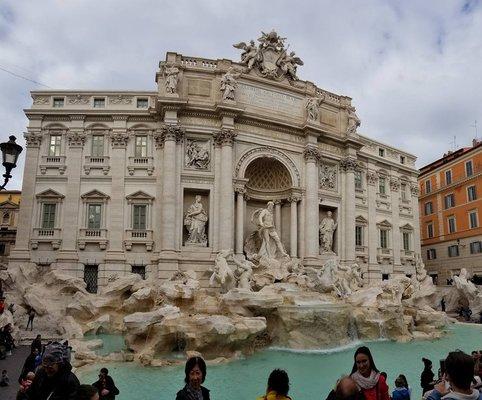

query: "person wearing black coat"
left=18, top=348, right=39, bottom=383
left=24, top=342, right=80, bottom=400
left=176, top=356, right=211, bottom=400
left=421, top=357, right=435, bottom=395
left=92, top=368, right=119, bottom=400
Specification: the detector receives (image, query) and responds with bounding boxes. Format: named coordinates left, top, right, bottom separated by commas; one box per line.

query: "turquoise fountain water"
left=79, top=324, right=482, bottom=400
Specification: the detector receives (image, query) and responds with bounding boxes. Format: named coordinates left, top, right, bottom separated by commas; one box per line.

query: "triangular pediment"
left=126, top=191, right=154, bottom=201
left=0, top=200, right=19, bottom=209
left=36, top=189, right=65, bottom=199
left=355, top=215, right=368, bottom=225
left=81, top=189, right=110, bottom=199
left=377, top=219, right=392, bottom=228
left=400, top=223, right=413, bottom=231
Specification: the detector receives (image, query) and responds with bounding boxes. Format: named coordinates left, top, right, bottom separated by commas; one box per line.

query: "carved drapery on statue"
left=184, top=195, right=208, bottom=247
left=306, top=95, right=323, bottom=122
left=220, top=67, right=241, bottom=102
left=319, top=211, right=337, bottom=253
left=163, top=64, right=180, bottom=94
left=233, top=29, right=304, bottom=81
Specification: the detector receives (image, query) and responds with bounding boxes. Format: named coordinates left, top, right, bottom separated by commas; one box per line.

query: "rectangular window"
left=379, top=148, right=385, bottom=157
left=53, top=97, right=64, bottom=108
left=354, top=171, right=362, bottom=190
left=470, top=241, right=482, bottom=254
left=427, top=248, right=437, bottom=260
left=0, top=243, right=6, bottom=255
left=87, top=204, right=102, bottom=229
left=48, top=135, right=62, bottom=156
left=137, top=98, right=148, bottom=108
left=448, top=245, right=459, bottom=257
left=466, top=160, right=473, bottom=177
left=400, top=184, right=407, bottom=201
left=131, top=265, right=146, bottom=279
left=402, top=232, right=410, bottom=251
left=379, top=229, right=388, bottom=249
left=42, top=204, right=56, bottom=229
left=355, top=226, right=363, bottom=247
left=427, top=223, right=434, bottom=238
left=469, top=211, right=478, bottom=228
left=133, top=205, right=147, bottom=230
left=424, top=202, right=433, bottom=215
left=84, top=265, right=98, bottom=294
left=400, top=155, right=405, bottom=164
left=91, top=135, right=104, bottom=157
left=448, top=216, right=456, bottom=234
left=425, top=179, right=432, bottom=194
left=444, top=194, right=455, bottom=209
left=93, top=97, right=105, bottom=108
left=379, top=177, right=386, bottom=195
left=445, top=170, right=452, bottom=185
left=135, top=136, right=148, bottom=157
left=468, top=185, right=477, bottom=201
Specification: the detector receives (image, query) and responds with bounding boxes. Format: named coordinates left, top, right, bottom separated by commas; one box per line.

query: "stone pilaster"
left=214, top=128, right=237, bottom=250
left=390, top=177, right=402, bottom=271
left=411, top=184, right=421, bottom=258
left=234, top=186, right=246, bottom=255
left=303, top=145, right=321, bottom=259
left=340, top=156, right=358, bottom=264
left=274, top=199, right=282, bottom=236
left=366, top=168, right=381, bottom=281
left=11, top=129, right=43, bottom=257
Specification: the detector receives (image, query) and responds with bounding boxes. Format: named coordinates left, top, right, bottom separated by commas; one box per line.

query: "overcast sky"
left=1, top=0, right=481, bottom=190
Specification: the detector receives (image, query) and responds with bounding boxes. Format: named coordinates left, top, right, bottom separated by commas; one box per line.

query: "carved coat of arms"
left=233, top=30, right=303, bottom=81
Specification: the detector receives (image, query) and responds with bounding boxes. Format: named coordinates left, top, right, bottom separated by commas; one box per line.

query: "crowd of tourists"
left=1, top=329, right=482, bottom=399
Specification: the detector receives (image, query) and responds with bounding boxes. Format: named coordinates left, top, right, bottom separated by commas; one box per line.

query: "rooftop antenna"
left=470, top=120, right=478, bottom=139
left=449, top=135, right=457, bottom=151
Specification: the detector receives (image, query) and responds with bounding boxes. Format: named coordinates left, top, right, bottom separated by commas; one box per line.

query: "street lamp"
left=0, top=135, right=23, bottom=190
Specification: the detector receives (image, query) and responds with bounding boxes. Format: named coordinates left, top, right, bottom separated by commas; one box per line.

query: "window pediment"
left=126, top=191, right=154, bottom=204
left=377, top=219, right=392, bottom=228
left=355, top=215, right=368, bottom=225
left=36, top=189, right=65, bottom=199
left=0, top=200, right=19, bottom=209
left=81, top=189, right=110, bottom=201
left=400, top=223, right=413, bottom=231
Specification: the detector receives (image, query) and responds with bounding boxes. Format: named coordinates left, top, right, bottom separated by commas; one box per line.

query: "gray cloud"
left=1, top=0, right=481, bottom=189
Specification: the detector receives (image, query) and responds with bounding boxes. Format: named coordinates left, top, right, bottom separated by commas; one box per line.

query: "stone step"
left=18, top=330, right=65, bottom=345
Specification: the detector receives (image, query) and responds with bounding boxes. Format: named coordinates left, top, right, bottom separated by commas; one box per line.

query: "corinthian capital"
left=214, top=128, right=237, bottom=146
left=109, top=131, right=129, bottom=148
left=340, top=156, right=360, bottom=172
left=24, top=131, right=43, bottom=148
left=67, top=131, right=86, bottom=147
left=303, top=145, right=321, bottom=163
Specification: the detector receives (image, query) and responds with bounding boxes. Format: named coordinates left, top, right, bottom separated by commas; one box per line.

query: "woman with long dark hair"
left=350, top=346, right=389, bottom=400
left=176, top=357, right=210, bottom=400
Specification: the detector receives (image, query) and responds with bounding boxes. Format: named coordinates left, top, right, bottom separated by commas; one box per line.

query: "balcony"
left=40, top=155, right=67, bottom=175
left=377, top=247, right=393, bottom=263
left=127, top=157, right=154, bottom=176
left=78, top=228, right=108, bottom=250
left=84, top=155, right=110, bottom=175
left=31, top=228, right=62, bottom=249
left=355, top=245, right=368, bottom=263
left=124, top=229, right=154, bottom=251
left=400, top=249, right=415, bottom=264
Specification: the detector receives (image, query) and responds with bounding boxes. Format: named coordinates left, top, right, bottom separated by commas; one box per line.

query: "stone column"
left=366, top=169, right=380, bottom=281
left=303, top=145, right=321, bottom=260
left=274, top=200, right=282, bottom=234
left=215, top=128, right=237, bottom=250
left=234, top=187, right=246, bottom=255
left=390, top=177, right=402, bottom=272
left=340, top=156, right=358, bottom=264
left=288, top=195, right=300, bottom=258
left=160, top=124, right=184, bottom=252
left=153, top=128, right=164, bottom=255
left=11, top=129, right=43, bottom=256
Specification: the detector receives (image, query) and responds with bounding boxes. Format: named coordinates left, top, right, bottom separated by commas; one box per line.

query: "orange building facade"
left=419, top=140, right=482, bottom=284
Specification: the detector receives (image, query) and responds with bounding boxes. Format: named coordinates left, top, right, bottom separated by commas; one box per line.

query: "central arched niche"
left=243, top=156, right=294, bottom=253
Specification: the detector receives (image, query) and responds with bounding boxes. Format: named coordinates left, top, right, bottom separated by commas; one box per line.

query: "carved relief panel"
left=319, top=163, right=338, bottom=191
left=184, top=139, right=211, bottom=170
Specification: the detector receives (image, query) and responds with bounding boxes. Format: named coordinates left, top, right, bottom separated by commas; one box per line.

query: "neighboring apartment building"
left=0, top=190, right=21, bottom=266
left=419, top=139, right=482, bottom=284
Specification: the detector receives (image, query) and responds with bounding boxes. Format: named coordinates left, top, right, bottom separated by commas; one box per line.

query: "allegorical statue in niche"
left=306, top=96, right=323, bottom=121
left=220, top=67, right=241, bottom=102
left=164, top=65, right=179, bottom=94
left=184, top=195, right=208, bottom=246
left=319, top=211, right=337, bottom=253
left=185, top=140, right=210, bottom=169
left=346, top=106, right=361, bottom=135
left=232, top=40, right=259, bottom=71
left=253, top=201, right=289, bottom=260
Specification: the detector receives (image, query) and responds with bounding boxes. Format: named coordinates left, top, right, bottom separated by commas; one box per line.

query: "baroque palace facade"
left=9, top=31, right=420, bottom=290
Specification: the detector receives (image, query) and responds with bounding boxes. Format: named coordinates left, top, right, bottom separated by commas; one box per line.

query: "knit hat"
left=43, top=342, right=65, bottom=364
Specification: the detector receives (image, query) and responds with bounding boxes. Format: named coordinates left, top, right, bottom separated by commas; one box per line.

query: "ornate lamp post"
left=0, top=135, right=23, bottom=190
